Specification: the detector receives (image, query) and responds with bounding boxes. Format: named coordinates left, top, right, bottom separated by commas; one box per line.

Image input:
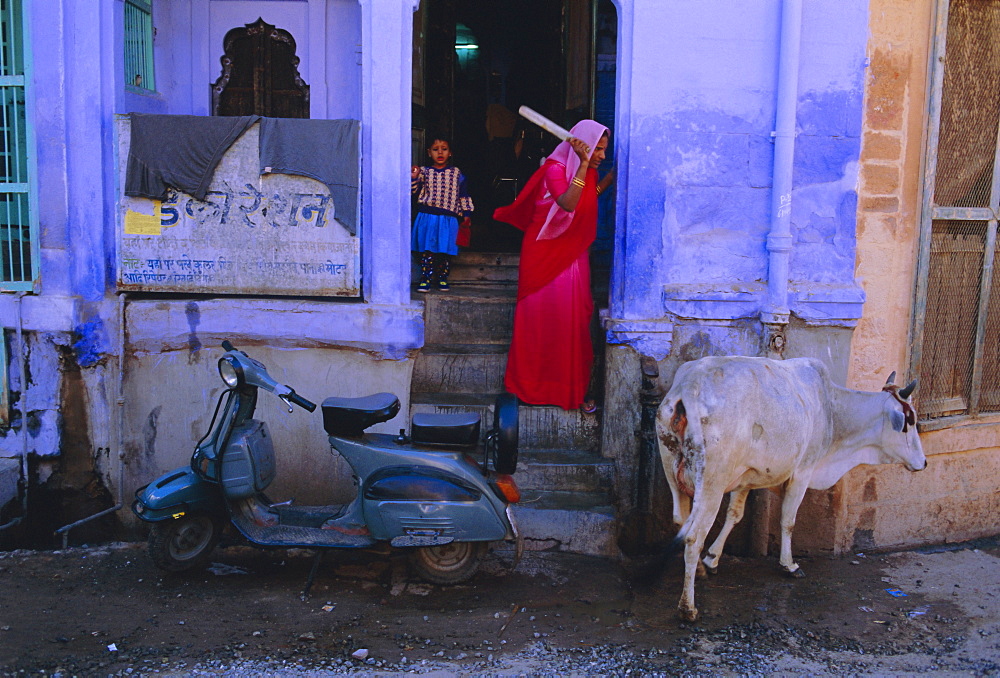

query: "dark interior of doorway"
left=413, top=0, right=617, bottom=261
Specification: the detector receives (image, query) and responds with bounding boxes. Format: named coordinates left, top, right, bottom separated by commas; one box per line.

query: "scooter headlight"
left=218, top=356, right=243, bottom=387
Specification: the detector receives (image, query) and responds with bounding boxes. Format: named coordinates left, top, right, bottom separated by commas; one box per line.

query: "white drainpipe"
left=750, top=0, right=803, bottom=556
left=761, top=0, right=802, bottom=333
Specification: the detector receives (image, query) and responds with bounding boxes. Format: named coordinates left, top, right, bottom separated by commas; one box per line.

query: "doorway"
left=412, top=0, right=618, bottom=259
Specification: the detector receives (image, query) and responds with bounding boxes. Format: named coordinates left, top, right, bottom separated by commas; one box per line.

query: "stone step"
left=450, top=252, right=520, bottom=284
left=509, top=490, right=618, bottom=558
left=410, top=394, right=600, bottom=452
left=420, top=286, right=516, bottom=345
left=412, top=343, right=508, bottom=394
left=515, top=448, right=613, bottom=494
left=517, top=403, right=600, bottom=452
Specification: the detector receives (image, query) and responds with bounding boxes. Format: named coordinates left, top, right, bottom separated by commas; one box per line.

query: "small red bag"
left=457, top=218, right=472, bottom=247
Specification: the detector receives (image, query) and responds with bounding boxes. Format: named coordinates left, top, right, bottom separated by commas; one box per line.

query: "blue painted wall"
left=24, top=0, right=870, bottom=342
left=612, top=0, right=868, bottom=328
left=13, top=0, right=872, bottom=499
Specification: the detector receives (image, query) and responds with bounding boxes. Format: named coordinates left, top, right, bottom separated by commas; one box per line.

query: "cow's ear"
left=899, top=380, right=916, bottom=400
left=889, top=409, right=906, bottom=432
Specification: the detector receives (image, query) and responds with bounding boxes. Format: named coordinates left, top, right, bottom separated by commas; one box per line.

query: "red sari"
left=495, top=160, right=599, bottom=409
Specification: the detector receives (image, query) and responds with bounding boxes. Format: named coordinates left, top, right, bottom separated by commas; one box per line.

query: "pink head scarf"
left=536, top=120, right=609, bottom=240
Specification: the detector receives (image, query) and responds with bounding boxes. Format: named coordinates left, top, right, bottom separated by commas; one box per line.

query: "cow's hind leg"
left=778, top=477, right=810, bottom=578
left=701, top=487, right=750, bottom=575
left=677, top=486, right=726, bottom=622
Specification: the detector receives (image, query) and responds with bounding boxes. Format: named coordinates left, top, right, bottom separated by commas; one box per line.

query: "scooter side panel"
left=132, top=467, right=224, bottom=522
left=330, top=434, right=514, bottom=542
left=365, top=499, right=509, bottom=542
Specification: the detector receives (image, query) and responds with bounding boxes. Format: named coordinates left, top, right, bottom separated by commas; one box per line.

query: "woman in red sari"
left=494, top=120, right=613, bottom=411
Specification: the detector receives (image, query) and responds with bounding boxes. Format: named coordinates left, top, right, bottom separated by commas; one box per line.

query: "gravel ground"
left=1, top=536, right=998, bottom=677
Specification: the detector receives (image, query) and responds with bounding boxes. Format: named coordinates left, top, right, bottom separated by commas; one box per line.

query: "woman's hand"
left=597, top=168, right=615, bottom=195
left=568, top=137, right=591, bottom=163
left=411, top=165, right=420, bottom=179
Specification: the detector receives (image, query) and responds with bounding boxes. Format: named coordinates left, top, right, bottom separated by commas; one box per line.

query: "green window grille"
left=0, top=0, right=34, bottom=290
left=124, top=0, right=154, bottom=91
left=913, top=0, right=1000, bottom=422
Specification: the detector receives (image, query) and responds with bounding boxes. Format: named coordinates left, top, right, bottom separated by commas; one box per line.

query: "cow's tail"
left=663, top=393, right=706, bottom=556
left=625, top=394, right=702, bottom=583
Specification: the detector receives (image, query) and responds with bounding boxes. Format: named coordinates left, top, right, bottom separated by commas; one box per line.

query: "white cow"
left=656, top=356, right=925, bottom=621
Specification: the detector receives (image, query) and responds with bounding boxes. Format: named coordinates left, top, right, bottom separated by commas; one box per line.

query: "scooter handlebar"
left=222, top=340, right=236, bottom=352
left=285, top=390, right=317, bottom=412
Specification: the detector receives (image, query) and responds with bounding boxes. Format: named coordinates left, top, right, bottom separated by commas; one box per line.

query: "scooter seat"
left=411, top=412, right=481, bottom=448
left=322, top=393, right=401, bottom=436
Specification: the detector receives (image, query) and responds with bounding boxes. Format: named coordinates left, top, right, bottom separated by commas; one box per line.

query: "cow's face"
left=878, top=392, right=926, bottom=471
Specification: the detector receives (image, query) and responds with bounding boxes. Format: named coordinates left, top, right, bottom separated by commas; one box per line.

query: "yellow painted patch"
left=124, top=200, right=163, bottom=235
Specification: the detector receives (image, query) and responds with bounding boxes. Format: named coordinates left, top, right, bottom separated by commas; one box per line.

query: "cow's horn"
left=885, top=371, right=897, bottom=386
left=899, top=380, right=916, bottom=400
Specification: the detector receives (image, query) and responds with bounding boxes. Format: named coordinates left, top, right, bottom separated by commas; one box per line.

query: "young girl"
left=411, top=137, right=474, bottom=292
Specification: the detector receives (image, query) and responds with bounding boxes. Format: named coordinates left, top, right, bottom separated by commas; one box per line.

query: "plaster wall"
left=811, top=0, right=1000, bottom=553
left=849, top=0, right=932, bottom=392
left=122, top=0, right=361, bottom=120
left=4, top=0, right=417, bottom=533
left=612, top=0, right=868, bottom=328
left=119, top=330, right=415, bottom=531
left=837, top=446, right=1000, bottom=551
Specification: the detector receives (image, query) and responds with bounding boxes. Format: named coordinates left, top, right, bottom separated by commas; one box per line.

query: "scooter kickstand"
left=300, top=550, right=324, bottom=601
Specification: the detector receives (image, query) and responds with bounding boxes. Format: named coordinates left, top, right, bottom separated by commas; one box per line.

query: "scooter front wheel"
left=408, top=541, right=488, bottom=585
left=148, top=514, right=222, bottom=572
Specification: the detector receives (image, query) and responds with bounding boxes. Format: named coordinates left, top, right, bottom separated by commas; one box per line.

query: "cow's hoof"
left=704, top=563, right=719, bottom=576
left=678, top=606, right=698, bottom=622
left=782, top=565, right=806, bottom=579
left=695, top=561, right=707, bottom=578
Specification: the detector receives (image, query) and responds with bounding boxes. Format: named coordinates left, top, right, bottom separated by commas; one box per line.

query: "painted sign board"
left=115, top=117, right=360, bottom=297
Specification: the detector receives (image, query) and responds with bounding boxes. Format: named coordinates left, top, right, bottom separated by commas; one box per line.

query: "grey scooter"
left=132, top=341, right=522, bottom=585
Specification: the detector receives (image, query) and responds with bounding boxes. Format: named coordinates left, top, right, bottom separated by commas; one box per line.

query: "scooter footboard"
left=366, top=500, right=510, bottom=542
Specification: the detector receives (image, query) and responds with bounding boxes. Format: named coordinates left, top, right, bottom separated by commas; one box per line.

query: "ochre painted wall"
left=835, top=0, right=1000, bottom=552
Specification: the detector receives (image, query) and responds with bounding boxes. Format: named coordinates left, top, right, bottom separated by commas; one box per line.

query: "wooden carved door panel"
left=212, top=17, right=309, bottom=118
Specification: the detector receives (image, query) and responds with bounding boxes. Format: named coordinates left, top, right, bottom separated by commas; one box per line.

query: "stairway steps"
left=422, top=289, right=516, bottom=344
left=411, top=259, right=618, bottom=560
left=412, top=343, right=508, bottom=394
left=449, top=254, right=520, bottom=284
left=516, top=448, right=613, bottom=493
left=511, top=490, right=617, bottom=557
left=410, top=394, right=600, bottom=452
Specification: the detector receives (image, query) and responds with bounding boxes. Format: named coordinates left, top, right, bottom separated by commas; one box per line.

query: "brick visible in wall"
left=866, top=47, right=911, bottom=131
left=861, top=131, right=903, bottom=162
left=861, top=196, right=900, bottom=213
left=861, top=164, right=901, bottom=195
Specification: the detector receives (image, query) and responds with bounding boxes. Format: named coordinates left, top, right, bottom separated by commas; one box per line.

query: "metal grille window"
left=0, top=0, right=33, bottom=290
left=124, top=0, right=154, bottom=91
left=914, top=0, right=1000, bottom=420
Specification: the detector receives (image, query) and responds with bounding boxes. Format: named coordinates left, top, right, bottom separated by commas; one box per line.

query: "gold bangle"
left=572, top=177, right=586, bottom=189
left=596, top=186, right=603, bottom=195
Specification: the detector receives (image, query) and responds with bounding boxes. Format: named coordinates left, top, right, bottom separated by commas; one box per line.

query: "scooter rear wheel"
left=148, top=514, right=222, bottom=573
left=408, top=541, right=488, bottom=585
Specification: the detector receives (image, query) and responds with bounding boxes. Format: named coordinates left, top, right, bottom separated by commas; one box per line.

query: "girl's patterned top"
left=412, top=166, right=474, bottom=217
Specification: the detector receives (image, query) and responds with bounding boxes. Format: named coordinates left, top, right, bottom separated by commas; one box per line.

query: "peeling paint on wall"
left=0, top=333, right=66, bottom=459
left=73, top=319, right=109, bottom=368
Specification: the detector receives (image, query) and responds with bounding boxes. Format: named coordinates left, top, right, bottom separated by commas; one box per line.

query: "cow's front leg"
left=702, top=487, right=750, bottom=574
left=778, top=478, right=809, bottom=578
